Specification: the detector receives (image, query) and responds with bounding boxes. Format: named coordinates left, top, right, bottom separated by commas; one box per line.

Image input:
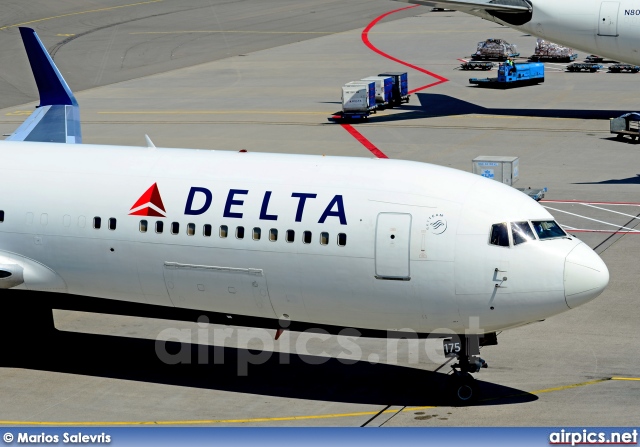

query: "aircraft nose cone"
left=564, top=243, right=609, bottom=309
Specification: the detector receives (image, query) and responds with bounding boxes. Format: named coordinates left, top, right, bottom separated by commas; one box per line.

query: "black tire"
left=449, top=372, right=479, bottom=405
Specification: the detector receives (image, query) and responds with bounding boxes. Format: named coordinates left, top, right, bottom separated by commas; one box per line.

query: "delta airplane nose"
left=564, top=243, right=609, bottom=309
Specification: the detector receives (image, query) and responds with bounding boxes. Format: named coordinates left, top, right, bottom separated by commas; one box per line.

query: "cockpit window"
left=531, top=220, right=566, bottom=240
left=512, top=221, right=536, bottom=245
left=490, top=223, right=510, bottom=247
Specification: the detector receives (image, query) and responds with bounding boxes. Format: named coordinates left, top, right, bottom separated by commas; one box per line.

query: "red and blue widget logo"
left=129, top=183, right=166, bottom=217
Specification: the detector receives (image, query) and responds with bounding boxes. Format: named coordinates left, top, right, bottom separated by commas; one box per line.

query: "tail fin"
left=5, top=27, right=81, bottom=144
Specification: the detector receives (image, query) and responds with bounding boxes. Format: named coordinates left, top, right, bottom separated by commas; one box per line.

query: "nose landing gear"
left=445, top=334, right=495, bottom=404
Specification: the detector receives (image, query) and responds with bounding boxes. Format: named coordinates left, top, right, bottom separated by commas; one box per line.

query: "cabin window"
left=253, top=227, right=261, bottom=240
left=219, top=225, right=228, bottom=238
left=203, top=224, right=212, bottom=237
left=236, top=226, right=245, bottom=239
left=303, top=231, right=312, bottom=244
left=108, top=218, right=117, bottom=231
left=338, top=233, right=347, bottom=247
left=187, top=223, right=196, bottom=236
left=171, top=222, right=180, bottom=235
left=490, top=223, right=509, bottom=247
left=269, top=228, right=278, bottom=242
left=531, top=220, right=567, bottom=240
left=320, top=232, right=329, bottom=245
left=0, top=210, right=4, bottom=222
left=156, top=221, right=164, bottom=234
left=512, top=221, right=535, bottom=245
left=139, top=220, right=148, bottom=233
left=286, top=229, right=295, bottom=243
left=93, top=217, right=101, bottom=229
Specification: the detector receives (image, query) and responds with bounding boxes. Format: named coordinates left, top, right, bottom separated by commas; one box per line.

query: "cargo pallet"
left=471, top=52, right=519, bottom=61
left=585, top=55, right=604, bottom=63
left=328, top=110, right=376, bottom=122
left=566, top=63, right=603, bottom=72
left=460, top=61, right=494, bottom=70
left=608, top=64, right=640, bottom=73
left=529, top=53, right=578, bottom=62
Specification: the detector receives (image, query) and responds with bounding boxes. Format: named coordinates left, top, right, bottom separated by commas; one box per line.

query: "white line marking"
left=542, top=200, right=640, bottom=206
left=581, top=203, right=640, bottom=220
left=543, top=206, right=640, bottom=232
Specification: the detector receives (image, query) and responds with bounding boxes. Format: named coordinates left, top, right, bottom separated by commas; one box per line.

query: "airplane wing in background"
left=5, top=27, right=81, bottom=144
left=393, top=0, right=532, bottom=12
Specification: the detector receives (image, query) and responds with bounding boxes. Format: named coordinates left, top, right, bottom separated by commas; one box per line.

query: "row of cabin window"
left=93, top=217, right=117, bottom=230
left=139, top=220, right=347, bottom=246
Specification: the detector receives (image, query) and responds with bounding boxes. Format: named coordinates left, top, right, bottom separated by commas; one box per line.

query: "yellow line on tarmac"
left=0, top=0, right=163, bottom=31
left=529, top=378, right=611, bottom=395
left=611, top=377, right=640, bottom=381
left=130, top=30, right=334, bottom=35
left=97, top=111, right=329, bottom=115
left=0, top=406, right=435, bottom=426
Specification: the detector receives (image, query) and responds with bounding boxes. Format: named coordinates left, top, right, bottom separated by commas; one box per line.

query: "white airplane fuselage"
left=487, top=0, right=640, bottom=65
left=0, top=141, right=608, bottom=336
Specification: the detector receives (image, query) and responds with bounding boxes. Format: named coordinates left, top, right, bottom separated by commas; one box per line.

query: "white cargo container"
left=342, top=81, right=376, bottom=114
left=472, top=156, right=519, bottom=186
left=360, top=76, right=393, bottom=103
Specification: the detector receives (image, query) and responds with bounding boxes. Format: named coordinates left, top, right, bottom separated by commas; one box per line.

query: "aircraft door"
left=375, top=213, right=411, bottom=280
left=599, top=1, right=619, bottom=36
left=163, top=262, right=277, bottom=319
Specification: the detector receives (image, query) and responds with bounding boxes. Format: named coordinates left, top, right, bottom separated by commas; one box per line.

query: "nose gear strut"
left=448, top=335, right=493, bottom=403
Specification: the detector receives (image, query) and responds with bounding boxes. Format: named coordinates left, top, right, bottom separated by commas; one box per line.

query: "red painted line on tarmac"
left=341, top=5, right=449, bottom=159
left=361, top=5, right=449, bottom=94
left=340, top=123, right=388, bottom=159
left=457, top=58, right=468, bottom=63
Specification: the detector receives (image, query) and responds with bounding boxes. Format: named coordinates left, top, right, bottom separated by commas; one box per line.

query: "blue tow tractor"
left=469, top=62, right=544, bottom=88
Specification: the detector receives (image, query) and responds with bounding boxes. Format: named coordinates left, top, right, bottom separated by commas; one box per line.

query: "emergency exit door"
left=599, top=1, right=619, bottom=36
left=375, top=213, right=411, bottom=280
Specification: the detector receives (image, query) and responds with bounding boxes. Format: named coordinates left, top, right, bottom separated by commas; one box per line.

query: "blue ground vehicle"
left=469, top=62, right=545, bottom=88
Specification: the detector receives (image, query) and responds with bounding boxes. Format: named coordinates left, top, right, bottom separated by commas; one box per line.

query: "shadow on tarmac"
left=347, top=93, right=631, bottom=123
left=574, top=174, right=640, bottom=185
left=3, top=292, right=537, bottom=409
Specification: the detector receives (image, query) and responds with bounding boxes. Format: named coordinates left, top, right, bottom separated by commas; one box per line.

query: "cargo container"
left=341, top=81, right=377, bottom=118
left=361, top=76, right=393, bottom=106
left=377, top=72, right=410, bottom=105
left=472, top=156, right=519, bottom=186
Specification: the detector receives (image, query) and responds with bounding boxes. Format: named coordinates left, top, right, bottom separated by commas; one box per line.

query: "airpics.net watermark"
left=153, top=316, right=485, bottom=374
left=549, top=429, right=638, bottom=446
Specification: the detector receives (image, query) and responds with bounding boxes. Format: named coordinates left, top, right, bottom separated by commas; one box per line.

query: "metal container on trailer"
left=472, top=156, right=519, bottom=186
left=378, top=72, right=409, bottom=103
left=342, top=81, right=376, bottom=112
left=361, top=76, right=393, bottom=103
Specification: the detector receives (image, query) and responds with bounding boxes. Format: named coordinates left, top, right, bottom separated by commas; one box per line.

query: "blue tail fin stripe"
left=18, top=27, right=77, bottom=107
